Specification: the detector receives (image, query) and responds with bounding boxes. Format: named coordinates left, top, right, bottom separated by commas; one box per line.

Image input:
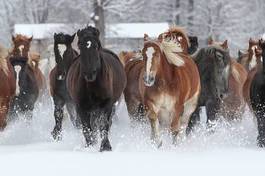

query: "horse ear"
left=238, top=50, right=244, bottom=58
left=208, top=36, right=213, bottom=45
left=77, top=29, right=81, bottom=37
left=221, top=40, right=228, bottom=49
left=95, top=28, right=100, bottom=37
left=29, top=36, right=33, bottom=41
left=12, top=35, right=15, bottom=42
left=144, top=34, right=149, bottom=42
left=70, top=33, right=75, bottom=42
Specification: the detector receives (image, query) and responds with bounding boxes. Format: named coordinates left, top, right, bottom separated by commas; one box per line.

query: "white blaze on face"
left=18, top=45, right=24, bottom=56
left=249, top=45, right=258, bottom=70
left=14, top=65, right=21, bottom=96
left=58, top=44, right=67, bottom=58
left=87, top=41, right=92, bottom=48
left=146, top=47, right=155, bottom=76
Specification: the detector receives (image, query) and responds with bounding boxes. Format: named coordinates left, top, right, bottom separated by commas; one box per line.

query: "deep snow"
left=0, top=97, right=264, bottom=176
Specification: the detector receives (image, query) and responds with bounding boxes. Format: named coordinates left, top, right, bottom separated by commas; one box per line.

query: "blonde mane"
left=0, top=44, right=9, bottom=75
left=159, top=27, right=190, bottom=67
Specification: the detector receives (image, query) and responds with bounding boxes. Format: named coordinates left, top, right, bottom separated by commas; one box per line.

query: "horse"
left=8, top=34, right=45, bottom=120
left=0, top=44, right=16, bottom=129
left=49, top=33, right=80, bottom=140
left=141, top=27, right=200, bottom=146
left=208, top=38, right=247, bottom=120
left=238, top=38, right=260, bottom=72
left=245, top=39, right=265, bottom=147
left=187, top=41, right=231, bottom=132
left=121, top=50, right=146, bottom=120
left=67, top=26, right=126, bottom=151
left=188, top=36, right=198, bottom=55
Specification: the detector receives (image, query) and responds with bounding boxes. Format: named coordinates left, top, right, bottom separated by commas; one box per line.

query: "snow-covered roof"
left=106, top=23, right=169, bottom=38
left=14, top=23, right=68, bottom=40
left=14, top=23, right=169, bottom=39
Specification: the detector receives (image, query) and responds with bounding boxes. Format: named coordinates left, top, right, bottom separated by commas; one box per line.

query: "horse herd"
left=0, top=25, right=265, bottom=151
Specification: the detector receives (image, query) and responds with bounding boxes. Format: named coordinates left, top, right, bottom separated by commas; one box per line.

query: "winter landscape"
left=0, top=1, right=265, bottom=176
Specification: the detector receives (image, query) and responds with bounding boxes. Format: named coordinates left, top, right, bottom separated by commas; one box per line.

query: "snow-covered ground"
left=0, top=98, right=264, bottom=176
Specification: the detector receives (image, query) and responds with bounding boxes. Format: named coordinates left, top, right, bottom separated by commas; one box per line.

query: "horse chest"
left=152, top=93, right=176, bottom=113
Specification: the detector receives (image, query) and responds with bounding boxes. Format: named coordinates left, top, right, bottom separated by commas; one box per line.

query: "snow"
left=0, top=98, right=264, bottom=176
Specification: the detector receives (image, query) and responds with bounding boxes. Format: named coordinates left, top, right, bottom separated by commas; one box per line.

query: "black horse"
left=50, top=33, right=80, bottom=140
left=67, top=26, right=126, bottom=151
left=188, top=36, right=198, bottom=55
left=249, top=40, right=265, bottom=147
left=9, top=56, right=39, bottom=120
left=187, top=45, right=231, bottom=133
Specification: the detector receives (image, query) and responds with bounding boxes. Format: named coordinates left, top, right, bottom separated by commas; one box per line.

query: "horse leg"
left=186, top=106, right=201, bottom=135
left=51, top=97, right=65, bottom=140
left=0, top=100, right=8, bottom=130
left=147, top=107, right=162, bottom=147
left=255, top=108, right=265, bottom=147
left=77, top=106, right=96, bottom=147
left=66, top=103, right=81, bottom=129
left=205, top=99, right=219, bottom=129
left=99, top=105, right=113, bottom=152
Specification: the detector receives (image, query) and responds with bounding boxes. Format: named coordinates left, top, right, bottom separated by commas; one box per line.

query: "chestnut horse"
left=8, top=34, right=45, bottom=119
left=50, top=33, right=80, bottom=140
left=243, top=39, right=264, bottom=146
left=141, top=28, right=200, bottom=146
left=67, top=26, right=126, bottom=151
left=0, top=44, right=15, bottom=129
left=208, top=38, right=247, bottom=120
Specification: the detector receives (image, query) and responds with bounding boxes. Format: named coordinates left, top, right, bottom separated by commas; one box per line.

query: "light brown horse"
left=142, top=28, right=200, bottom=145
left=208, top=38, right=247, bottom=120
left=9, top=34, right=46, bottom=92
left=0, top=44, right=16, bottom=129
left=121, top=50, right=145, bottom=120
left=242, top=39, right=263, bottom=107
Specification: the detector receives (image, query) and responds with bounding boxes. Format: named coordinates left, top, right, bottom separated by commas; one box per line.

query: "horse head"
left=142, top=35, right=162, bottom=87
left=203, top=45, right=231, bottom=100
left=248, top=38, right=262, bottom=70
left=9, top=56, right=29, bottom=96
left=11, top=34, right=32, bottom=58
left=54, top=33, right=75, bottom=80
left=77, top=26, right=101, bottom=82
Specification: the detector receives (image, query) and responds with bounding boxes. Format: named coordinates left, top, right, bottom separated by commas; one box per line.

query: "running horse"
left=141, top=27, right=201, bottom=146
left=188, top=40, right=231, bottom=132
left=208, top=37, right=247, bottom=120
left=67, top=26, right=126, bottom=151
left=244, top=39, right=264, bottom=147
left=50, top=33, right=80, bottom=140
left=0, top=44, right=16, bottom=129
left=8, top=34, right=46, bottom=120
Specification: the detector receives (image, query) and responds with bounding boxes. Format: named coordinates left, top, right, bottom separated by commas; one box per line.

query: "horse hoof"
left=257, top=136, right=265, bottom=147
left=51, top=130, right=62, bottom=141
left=100, top=139, right=112, bottom=152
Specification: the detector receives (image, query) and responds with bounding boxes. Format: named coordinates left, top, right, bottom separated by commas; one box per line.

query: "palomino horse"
left=0, top=44, right=16, bottom=129
left=208, top=38, right=247, bottom=120
left=8, top=34, right=45, bottom=120
left=67, top=26, right=126, bottom=151
left=188, top=43, right=231, bottom=132
left=50, top=33, right=80, bottom=140
left=141, top=28, right=200, bottom=145
left=244, top=39, right=264, bottom=147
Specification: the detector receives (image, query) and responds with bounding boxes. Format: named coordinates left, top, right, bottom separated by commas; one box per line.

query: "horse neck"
left=156, top=53, right=175, bottom=84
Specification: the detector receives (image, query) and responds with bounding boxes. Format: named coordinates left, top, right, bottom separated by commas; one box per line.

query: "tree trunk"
left=92, top=0, right=105, bottom=46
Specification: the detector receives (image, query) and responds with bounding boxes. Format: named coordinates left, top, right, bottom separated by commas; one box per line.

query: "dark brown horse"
left=8, top=34, right=45, bottom=120
left=49, top=33, right=80, bottom=140
left=208, top=38, right=247, bottom=120
left=0, top=44, right=15, bottom=129
left=67, top=26, right=126, bottom=151
left=141, top=28, right=200, bottom=146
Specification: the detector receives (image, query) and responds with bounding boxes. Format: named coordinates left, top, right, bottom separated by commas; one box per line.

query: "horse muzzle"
left=143, top=74, right=155, bottom=87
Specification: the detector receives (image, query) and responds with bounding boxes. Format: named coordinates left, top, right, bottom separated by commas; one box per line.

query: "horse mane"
left=28, top=52, right=40, bottom=68
left=158, top=27, right=190, bottom=67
